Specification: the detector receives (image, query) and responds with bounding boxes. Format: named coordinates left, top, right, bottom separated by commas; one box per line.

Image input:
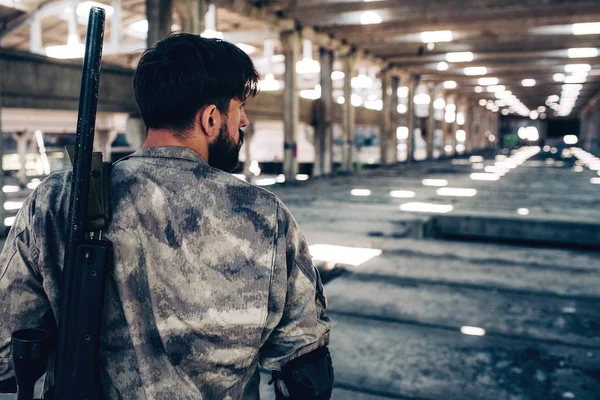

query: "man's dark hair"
left=133, top=33, right=260, bottom=136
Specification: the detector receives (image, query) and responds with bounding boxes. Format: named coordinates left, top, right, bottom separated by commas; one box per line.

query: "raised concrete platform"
left=430, top=214, right=600, bottom=249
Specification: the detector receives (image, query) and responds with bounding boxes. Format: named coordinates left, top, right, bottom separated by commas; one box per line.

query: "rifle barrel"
left=54, top=7, right=105, bottom=400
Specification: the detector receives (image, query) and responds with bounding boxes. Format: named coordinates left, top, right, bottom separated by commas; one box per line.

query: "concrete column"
left=479, top=108, right=487, bottom=150
left=493, top=113, right=499, bottom=143
left=440, top=114, right=448, bottom=157
left=243, top=122, right=255, bottom=180
left=0, top=81, right=4, bottom=231
left=380, top=69, right=393, bottom=166
left=174, top=0, right=208, bottom=35
left=426, top=83, right=436, bottom=160
left=281, top=30, right=300, bottom=181
left=450, top=98, right=459, bottom=156
left=491, top=113, right=496, bottom=148
left=146, top=0, right=173, bottom=47
left=341, top=52, right=355, bottom=172
left=175, top=0, right=206, bottom=34
left=94, top=129, right=118, bottom=162
left=390, top=75, right=399, bottom=162
left=13, top=131, right=31, bottom=187
left=126, top=115, right=146, bottom=150
left=314, top=47, right=333, bottom=177
left=464, top=101, right=474, bottom=154
left=405, top=75, right=417, bottom=163
left=475, top=108, right=481, bottom=150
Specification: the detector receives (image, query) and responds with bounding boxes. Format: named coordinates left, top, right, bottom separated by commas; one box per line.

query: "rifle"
left=10, top=7, right=111, bottom=400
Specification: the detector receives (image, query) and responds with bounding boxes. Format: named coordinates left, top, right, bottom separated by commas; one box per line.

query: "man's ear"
left=199, top=105, right=221, bottom=139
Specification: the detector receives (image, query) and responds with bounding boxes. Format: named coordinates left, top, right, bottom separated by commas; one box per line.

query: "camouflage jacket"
left=0, top=146, right=331, bottom=399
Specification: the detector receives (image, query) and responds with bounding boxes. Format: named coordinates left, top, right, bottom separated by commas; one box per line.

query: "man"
left=0, top=34, right=332, bottom=399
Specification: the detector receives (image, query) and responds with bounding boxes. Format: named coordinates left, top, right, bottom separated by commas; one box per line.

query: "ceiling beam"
left=400, top=62, right=600, bottom=78
left=212, top=0, right=392, bottom=70
left=368, top=37, right=600, bottom=59
left=387, top=49, right=600, bottom=65
left=318, top=5, right=600, bottom=38
left=282, top=0, right=580, bottom=23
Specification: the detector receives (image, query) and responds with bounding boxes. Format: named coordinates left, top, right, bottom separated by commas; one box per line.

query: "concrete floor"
left=2, top=146, right=600, bottom=399
left=256, top=146, right=600, bottom=399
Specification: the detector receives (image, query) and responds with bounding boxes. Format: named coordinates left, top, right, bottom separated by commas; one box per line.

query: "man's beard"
left=207, top=122, right=244, bottom=172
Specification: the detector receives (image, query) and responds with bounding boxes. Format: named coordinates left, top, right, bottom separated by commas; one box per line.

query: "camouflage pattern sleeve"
left=259, top=200, right=331, bottom=371
left=0, top=190, right=54, bottom=384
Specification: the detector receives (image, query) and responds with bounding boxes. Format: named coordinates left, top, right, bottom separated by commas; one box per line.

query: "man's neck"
left=143, top=129, right=209, bottom=161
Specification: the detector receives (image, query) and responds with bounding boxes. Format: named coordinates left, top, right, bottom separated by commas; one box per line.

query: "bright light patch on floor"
left=309, top=244, right=382, bottom=267
left=451, top=159, right=471, bottom=165
left=563, top=135, right=578, bottom=145
left=3, top=185, right=19, bottom=193
left=351, top=189, right=371, bottom=196
left=470, top=173, right=500, bottom=181
left=232, top=174, right=247, bottom=181
left=469, top=156, right=484, bottom=163
left=484, top=166, right=506, bottom=175
left=460, top=326, right=486, bottom=336
left=472, top=163, right=484, bottom=170
left=517, top=208, right=530, bottom=216
left=390, top=190, right=416, bottom=198
left=4, top=217, right=15, bottom=227
left=296, top=174, right=309, bottom=181
left=561, top=306, right=576, bottom=314
left=276, top=174, right=286, bottom=183
left=4, top=201, right=23, bottom=211
left=255, top=178, right=277, bottom=186
left=437, top=188, right=477, bottom=197
left=591, top=178, right=600, bottom=184
left=422, top=179, right=448, bottom=187
left=399, top=202, right=454, bottom=214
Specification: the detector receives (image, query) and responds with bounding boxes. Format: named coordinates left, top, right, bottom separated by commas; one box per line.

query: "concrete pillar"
left=380, top=71, right=399, bottom=166
left=464, top=101, right=473, bottom=154
left=0, top=86, right=4, bottom=231
left=405, top=75, right=417, bottom=163
left=146, top=0, right=173, bottom=47
left=450, top=99, right=459, bottom=156
left=126, top=115, right=146, bottom=150
left=390, top=75, right=399, bottom=162
left=314, top=47, right=333, bottom=177
left=440, top=114, right=448, bottom=157
left=94, top=129, right=118, bottom=162
left=426, top=83, right=436, bottom=160
left=281, top=30, right=300, bottom=181
left=473, top=105, right=480, bottom=151
left=175, top=0, right=206, bottom=34
left=479, top=108, right=487, bottom=150
left=444, top=96, right=455, bottom=157
left=12, top=131, right=31, bottom=187
left=243, top=122, right=255, bottom=180
left=341, top=52, right=355, bottom=172
left=493, top=113, right=499, bottom=142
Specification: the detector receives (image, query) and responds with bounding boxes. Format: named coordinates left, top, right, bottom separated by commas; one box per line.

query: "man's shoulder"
left=218, top=172, right=280, bottom=204
left=35, top=171, right=72, bottom=200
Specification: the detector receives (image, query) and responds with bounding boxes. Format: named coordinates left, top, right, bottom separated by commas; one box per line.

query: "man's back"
left=0, top=146, right=330, bottom=399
